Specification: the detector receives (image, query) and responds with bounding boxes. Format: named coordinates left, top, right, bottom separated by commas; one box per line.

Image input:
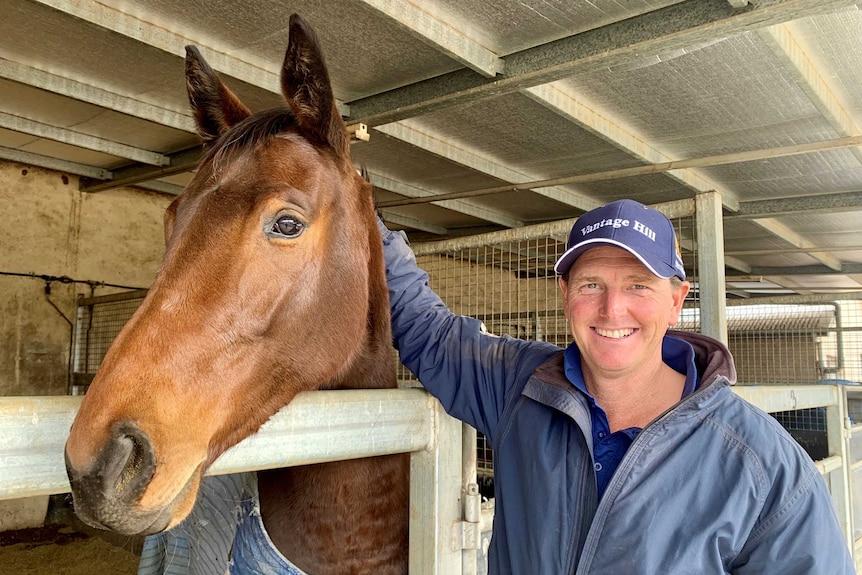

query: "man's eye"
left=271, top=216, right=305, bottom=238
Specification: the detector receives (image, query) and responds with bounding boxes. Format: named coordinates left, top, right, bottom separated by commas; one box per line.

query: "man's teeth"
left=595, top=328, right=634, bottom=339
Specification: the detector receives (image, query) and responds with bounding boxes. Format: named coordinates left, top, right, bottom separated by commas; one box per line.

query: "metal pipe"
left=378, top=135, right=862, bottom=209
left=732, top=385, right=838, bottom=412
left=0, top=388, right=434, bottom=500
left=833, top=302, right=845, bottom=374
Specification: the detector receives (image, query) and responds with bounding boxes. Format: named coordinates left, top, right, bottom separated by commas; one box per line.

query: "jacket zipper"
left=573, top=374, right=727, bottom=572
left=566, top=426, right=598, bottom=575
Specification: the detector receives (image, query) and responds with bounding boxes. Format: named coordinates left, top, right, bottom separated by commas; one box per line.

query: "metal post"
left=846, top=388, right=862, bottom=567
left=828, top=386, right=855, bottom=555
left=695, top=191, right=728, bottom=344
left=409, top=398, right=464, bottom=574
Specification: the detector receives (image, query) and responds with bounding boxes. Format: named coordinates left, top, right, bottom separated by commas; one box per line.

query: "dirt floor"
left=0, top=522, right=141, bottom=575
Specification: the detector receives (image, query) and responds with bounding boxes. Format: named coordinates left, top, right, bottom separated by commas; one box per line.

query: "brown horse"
left=64, top=14, right=409, bottom=575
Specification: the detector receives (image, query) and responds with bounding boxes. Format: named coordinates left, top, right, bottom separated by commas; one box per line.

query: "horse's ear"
left=185, top=45, right=252, bottom=147
left=281, top=14, right=348, bottom=156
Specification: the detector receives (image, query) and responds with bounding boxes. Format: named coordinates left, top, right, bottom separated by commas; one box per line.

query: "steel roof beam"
left=356, top=0, right=503, bottom=77
left=745, top=263, right=862, bottom=275
left=0, top=112, right=169, bottom=166
left=722, top=255, right=752, bottom=274
left=375, top=122, right=600, bottom=212
left=0, top=146, right=112, bottom=180
left=678, top=238, right=751, bottom=273
left=379, top=210, right=448, bottom=236
left=0, top=58, right=195, bottom=133
left=80, top=147, right=201, bottom=192
left=731, top=190, right=862, bottom=218
left=763, top=275, right=815, bottom=296
left=346, top=0, right=859, bottom=126
left=749, top=218, right=843, bottom=271
left=758, top=24, right=862, bottom=163
left=377, top=133, right=862, bottom=208
left=132, top=180, right=184, bottom=196
left=727, top=245, right=862, bottom=256
left=368, top=171, right=523, bottom=229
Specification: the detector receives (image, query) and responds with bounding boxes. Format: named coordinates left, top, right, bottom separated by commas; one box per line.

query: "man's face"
left=558, top=246, right=689, bottom=382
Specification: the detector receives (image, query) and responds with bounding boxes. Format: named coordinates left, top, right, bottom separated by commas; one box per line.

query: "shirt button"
left=598, top=432, right=606, bottom=438
left=594, top=463, right=602, bottom=472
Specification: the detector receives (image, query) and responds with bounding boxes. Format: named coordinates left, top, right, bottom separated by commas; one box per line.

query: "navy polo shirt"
left=563, top=335, right=699, bottom=501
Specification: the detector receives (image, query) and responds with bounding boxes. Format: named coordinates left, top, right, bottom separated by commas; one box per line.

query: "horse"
left=63, top=14, right=409, bottom=575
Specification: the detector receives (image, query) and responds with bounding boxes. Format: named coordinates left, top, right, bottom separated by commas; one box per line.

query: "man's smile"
left=594, top=327, right=636, bottom=339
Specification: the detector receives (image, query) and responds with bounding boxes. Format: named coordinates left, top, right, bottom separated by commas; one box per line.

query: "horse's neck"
left=328, top=224, right=396, bottom=391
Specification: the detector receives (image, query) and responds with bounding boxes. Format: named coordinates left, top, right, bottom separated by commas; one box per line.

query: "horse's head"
left=64, top=14, right=390, bottom=535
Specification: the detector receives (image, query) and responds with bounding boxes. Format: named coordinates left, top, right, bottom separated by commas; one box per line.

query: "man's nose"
left=599, top=288, right=626, bottom=318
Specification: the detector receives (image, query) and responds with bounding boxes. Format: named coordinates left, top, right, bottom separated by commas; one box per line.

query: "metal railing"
left=844, top=387, right=862, bottom=565
left=1, top=384, right=859, bottom=572
left=0, top=389, right=480, bottom=575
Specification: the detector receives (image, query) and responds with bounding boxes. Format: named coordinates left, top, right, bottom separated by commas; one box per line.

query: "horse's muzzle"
left=65, top=422, right=168, bottom=535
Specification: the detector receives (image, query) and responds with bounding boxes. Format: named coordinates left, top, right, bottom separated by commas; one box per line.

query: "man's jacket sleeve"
left=379, top=220, right=557, bottom=441
left=730, top=466, right=855, bottom=574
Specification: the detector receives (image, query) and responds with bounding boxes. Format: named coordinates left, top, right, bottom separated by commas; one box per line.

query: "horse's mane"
left=203, top=107, right=299, bottom=169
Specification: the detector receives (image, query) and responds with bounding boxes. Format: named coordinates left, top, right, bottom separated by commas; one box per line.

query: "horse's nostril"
left=116, top=433, right=146, bottom=492
left=101, top=423, right=156, bottom=499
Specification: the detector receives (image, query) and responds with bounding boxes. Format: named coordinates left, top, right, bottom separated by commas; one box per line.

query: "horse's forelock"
left=203, top=107, right=299, bottom=171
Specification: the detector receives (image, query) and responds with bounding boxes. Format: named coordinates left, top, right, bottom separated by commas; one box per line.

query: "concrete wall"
left=0, top=160, right=171, bottom=396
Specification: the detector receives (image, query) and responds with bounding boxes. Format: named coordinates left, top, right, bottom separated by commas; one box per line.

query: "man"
left=379, top=199, right=854, bottom=574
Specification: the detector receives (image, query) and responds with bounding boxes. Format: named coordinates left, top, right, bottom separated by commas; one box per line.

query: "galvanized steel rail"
left=0, top=384, right=857, bottom=572
left=0, top=388, right=435, bottom=500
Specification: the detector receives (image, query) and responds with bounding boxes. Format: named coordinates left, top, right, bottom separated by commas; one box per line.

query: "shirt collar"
left=563, top=334, right=699, bottom=400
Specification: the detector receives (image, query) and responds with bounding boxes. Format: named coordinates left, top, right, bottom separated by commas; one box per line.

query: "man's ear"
left=667, top=280, right=691, bottom=326
left=558, top=276, right=569, bottom=317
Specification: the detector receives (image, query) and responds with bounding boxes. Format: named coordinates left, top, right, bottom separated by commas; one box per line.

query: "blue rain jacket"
left=380, top=222, right=854, bottom=575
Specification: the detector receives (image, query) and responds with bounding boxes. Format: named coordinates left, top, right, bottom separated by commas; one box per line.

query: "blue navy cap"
left=554, top=199, right=686, bottom=280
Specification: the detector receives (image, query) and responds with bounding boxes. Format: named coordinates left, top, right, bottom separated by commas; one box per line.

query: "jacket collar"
left=522, top=352, right=594, bottom=452
left=522, top=330, right=736, bottom=433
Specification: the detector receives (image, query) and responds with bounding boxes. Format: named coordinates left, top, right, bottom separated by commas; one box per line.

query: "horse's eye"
left=271, top=216, right=305, bottom=238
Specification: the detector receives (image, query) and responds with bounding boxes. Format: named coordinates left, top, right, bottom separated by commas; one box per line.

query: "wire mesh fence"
left=399, top=216, right=862, bottom=476
left=69, top=218, right=862, bottom=476
left=71, top=290, right=147, bottom=394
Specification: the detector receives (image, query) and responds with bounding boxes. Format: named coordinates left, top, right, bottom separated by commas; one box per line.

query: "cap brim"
left=554, top=239, right=676, bottom=279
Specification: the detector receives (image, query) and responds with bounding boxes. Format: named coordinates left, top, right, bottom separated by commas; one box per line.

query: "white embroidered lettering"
left=581, top=218, right=629, bottom=236
left=633, top=220, right=656, bottom=241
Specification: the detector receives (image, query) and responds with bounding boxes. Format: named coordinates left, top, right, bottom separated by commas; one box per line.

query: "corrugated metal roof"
left=2, top=0, right=862, bottom=298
